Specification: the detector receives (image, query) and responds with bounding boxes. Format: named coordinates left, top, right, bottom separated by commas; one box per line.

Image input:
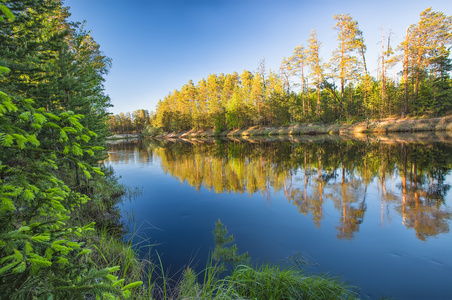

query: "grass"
left=159, top=220, right=358, bottom=299
left=227, top=263, right=357, bottom=300
left=82, top=216, right=360, bottom=299
left=81, top=224, right=361, bottom=300
left=176, top=261, right=358, bottom=300
left=87, top=226, right=173, bottom=299
left=78, top=170, right=359, bottom=299
left=88, top=228, right=145, bottom=282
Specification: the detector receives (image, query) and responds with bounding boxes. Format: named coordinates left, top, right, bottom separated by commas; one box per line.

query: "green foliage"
left=0, top=3, right=14, bottom=21
left=0, top=2, right=149, bottom=298
left=178, top=220, right=357, bottom=300
left=144, top=7, right=451, bottom=134
left=178, top=266, right=202, bottom=298
left=109, top=110, right=152, bottom=134
left=213, top=115, right=226, bottom=136
left=213, top=219, right=248, bottom=266
left=228, top=263, right=358, bottom=300
left=142, top=125, right=162, bottom=137
left=430, top=46, right=452, bottom=114
left=0, top=0, right=112, bottom=162
left=0, top=81, right=142, bottom=298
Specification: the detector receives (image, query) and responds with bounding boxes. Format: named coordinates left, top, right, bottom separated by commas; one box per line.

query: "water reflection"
left=106, top=136, right=452, bottom=241
left=106, top=139, right=153, bottom=166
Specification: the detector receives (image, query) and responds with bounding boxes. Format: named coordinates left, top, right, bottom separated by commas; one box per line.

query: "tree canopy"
left=143, top=8, right=452, bottom=133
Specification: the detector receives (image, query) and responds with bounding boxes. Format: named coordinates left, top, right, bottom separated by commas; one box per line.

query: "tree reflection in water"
left=106, top=135, right=452, bottom=241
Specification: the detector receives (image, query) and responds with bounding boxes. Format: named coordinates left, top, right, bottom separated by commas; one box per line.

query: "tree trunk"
left=381, top=28, right=386, bottom=119
left=414, top=29, right=423, bottom=109
left=403, top=28, right=410, bottom=116
left=301, top=63, right=305, bottom=117
left=359, top=44, right=368, bottom=119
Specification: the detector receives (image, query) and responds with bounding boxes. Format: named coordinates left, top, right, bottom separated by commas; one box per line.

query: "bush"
left=142, top=125, right=163, bottom=137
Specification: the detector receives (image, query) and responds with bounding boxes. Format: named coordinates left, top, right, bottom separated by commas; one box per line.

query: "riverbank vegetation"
left=0, top=1, right=360, bottom=299
left=108, top=109, right=152, bottom=135
left=176, top=220, right=358, bottom=300
left=148, top=114, right=452, bottom=138
left=108, top=7, right=452, bottom=136
left=0, top=1, right=143, bottom=298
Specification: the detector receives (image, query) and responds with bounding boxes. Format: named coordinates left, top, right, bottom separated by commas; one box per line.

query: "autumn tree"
left=240, top=70, right=254, bottom=126
left=195, top=78, right=208, bottom=129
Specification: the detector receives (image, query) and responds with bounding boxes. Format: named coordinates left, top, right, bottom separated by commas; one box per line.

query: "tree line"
left=142, top=8, right=451, bottom=133
left=108, top=109, right=152, bottom=134
left=0, top=1, right=141, bottom=298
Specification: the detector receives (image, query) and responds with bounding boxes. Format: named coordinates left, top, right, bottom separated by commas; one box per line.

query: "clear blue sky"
left=64, top=0, right=452, bottom=114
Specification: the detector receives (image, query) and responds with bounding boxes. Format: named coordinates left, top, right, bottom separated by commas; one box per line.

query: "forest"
left=0, top=1, right=362, bottom=298
left=0, top=0, right=143, bottom=298
left=2, top=0, right=451, bottom=299
left=108, top=8, right=452, bottom=134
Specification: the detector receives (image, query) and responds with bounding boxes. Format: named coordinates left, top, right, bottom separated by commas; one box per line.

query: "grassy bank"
left=85, top=191, right=359, bottom=299
left=95, top=216, right=359, bottom=299
left=176, top=263, right=358, bottom=300
left=151, top=115, right=452, bottom=139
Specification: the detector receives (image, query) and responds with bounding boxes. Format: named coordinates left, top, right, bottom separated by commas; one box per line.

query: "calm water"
left=105, top=134, right=452, bottom=300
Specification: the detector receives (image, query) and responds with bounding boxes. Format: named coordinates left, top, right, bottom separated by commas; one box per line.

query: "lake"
left=105, top=134, right=452, bottom=300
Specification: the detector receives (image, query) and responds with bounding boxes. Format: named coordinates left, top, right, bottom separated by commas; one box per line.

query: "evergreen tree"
left=148, top=8, right=451, bottom=130
left=306, top=30, right=323, bottom=120
left=330, top=14, right=364, bottom=118
left=288, top=44, right=307, bottom=119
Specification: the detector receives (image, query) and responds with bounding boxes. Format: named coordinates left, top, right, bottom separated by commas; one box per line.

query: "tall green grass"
left=89, top=228, right=144, bottom=281
left=176, top=261, right=358, bottom=300
left=175, top=220, right=358, bottom=300
left=227, top=263, right=357, bottom=300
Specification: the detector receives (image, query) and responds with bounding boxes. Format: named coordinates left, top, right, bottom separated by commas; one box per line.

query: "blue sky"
left=65, top=0, right=452, bottom=114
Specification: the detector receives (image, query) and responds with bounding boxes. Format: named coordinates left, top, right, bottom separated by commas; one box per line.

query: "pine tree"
left=430, top=46, right=452, bottom=113
left=407, top=8, right=452, bottom=113
left=0, top=63, right=140, bottom=299
left=306, top=30, right=323, bottom=119
left=330, top=14, right=364, bottom=118
left=288, top=44, right=307, bottom=118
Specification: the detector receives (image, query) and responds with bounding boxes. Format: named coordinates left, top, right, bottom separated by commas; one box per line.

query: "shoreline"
left=152, top=115, right=452, bottom=139
left=150, top=131, right=452, bottom=146
left=107, top=133, right=141, bottom=140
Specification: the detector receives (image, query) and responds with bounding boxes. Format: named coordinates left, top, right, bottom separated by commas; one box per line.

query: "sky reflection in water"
left=105, top=135, right=452, bottom=300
